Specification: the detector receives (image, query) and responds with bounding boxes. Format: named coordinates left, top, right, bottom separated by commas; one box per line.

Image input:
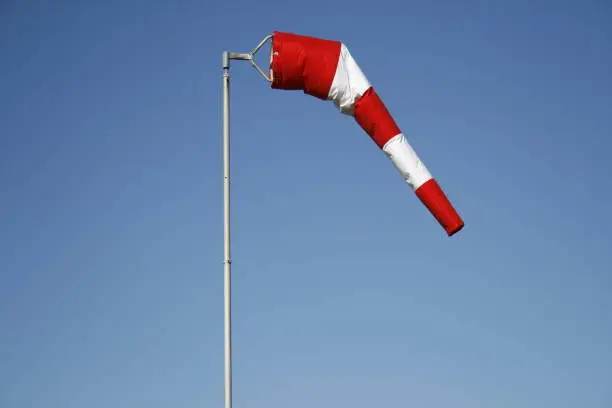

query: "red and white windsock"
left=269, top=31, right=464, bottom=236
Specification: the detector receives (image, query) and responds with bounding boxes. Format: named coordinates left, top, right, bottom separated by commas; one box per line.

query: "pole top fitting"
left=222, top=51, right=230, bottom=69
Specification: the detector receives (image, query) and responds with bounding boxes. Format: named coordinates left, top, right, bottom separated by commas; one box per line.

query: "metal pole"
left=222, top=50, right=232, bottom=408
left=221, top=36, right=271, bottom=408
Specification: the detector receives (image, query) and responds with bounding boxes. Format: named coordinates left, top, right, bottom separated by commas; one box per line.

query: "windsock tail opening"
left=415, top=179, right=464, bottom=236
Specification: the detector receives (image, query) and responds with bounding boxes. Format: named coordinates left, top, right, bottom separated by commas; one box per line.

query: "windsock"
left=269, top=31, right=464, bottom=236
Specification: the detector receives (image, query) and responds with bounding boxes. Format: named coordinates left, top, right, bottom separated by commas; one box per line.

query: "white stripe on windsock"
left=383, top=134, right=433, bottom=190
left=328, top=44, right=371, bottom=115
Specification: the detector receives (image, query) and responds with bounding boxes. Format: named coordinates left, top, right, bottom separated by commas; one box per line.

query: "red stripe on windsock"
left=415, top=179, right=464, bottom=236
left=353, top=87, right=401, bottom=148
left=271, top=31, right=341, bottom=100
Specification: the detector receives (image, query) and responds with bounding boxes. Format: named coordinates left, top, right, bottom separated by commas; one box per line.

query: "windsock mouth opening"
left=270, top=31, right=304, bottom=91
left=268, top=43, right=273, bottom=83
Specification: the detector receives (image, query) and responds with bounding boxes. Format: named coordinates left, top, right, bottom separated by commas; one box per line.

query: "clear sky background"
left=1, top=0, right=611, bottom=407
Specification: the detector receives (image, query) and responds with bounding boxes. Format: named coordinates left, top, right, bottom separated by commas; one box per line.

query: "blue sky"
left=1, top=0, right=611, bottom=407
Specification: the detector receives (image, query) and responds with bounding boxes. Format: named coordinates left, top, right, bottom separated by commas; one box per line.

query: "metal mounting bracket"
left=228, top=34, right=273, bottom=82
